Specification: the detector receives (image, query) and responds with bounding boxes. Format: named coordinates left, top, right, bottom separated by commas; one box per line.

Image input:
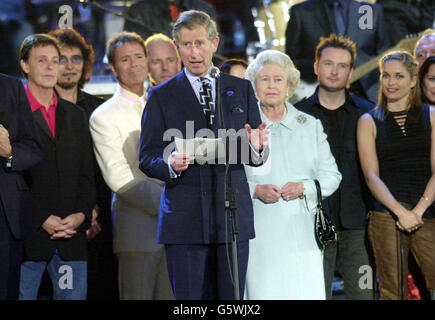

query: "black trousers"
left=0, top=205, right=24, bottom=300
left=165, top=241, right=249, bottom=300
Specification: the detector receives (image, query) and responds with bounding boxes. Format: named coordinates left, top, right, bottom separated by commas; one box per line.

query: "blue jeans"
left=19, top=251, right=87, bottom=300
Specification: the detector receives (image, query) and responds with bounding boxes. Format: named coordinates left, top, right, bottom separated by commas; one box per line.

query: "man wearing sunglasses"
left=48, top=29, right=105, bottom=120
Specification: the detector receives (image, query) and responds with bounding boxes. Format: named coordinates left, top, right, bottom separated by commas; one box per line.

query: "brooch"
left=297, top=114, right=307, bottom=124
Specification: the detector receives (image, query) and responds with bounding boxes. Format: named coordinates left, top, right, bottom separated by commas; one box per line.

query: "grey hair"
left=246, top=50, right=300, bottom=98
left=414, top=28, right=435, bottom=57
left=172, top=10, right=218, bottom=44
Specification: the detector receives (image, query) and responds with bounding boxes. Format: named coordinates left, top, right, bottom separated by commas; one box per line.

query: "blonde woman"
left=357, top=51, right=435, bottom=299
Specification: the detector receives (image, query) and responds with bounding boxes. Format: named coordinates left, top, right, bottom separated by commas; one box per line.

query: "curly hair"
left=49, top=28, right=95, bottom=89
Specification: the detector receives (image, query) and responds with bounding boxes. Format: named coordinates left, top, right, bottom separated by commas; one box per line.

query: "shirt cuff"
left=249, top=142, right=266, bottom=164
left=168, top=154, right=181, bottom=179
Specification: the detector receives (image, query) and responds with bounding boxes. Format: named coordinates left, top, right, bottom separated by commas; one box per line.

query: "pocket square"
left=231, top=107, right=244, bottom=113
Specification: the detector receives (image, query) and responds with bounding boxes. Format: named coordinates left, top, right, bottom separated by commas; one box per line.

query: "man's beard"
left=57, top=81, right=78, bottom=90
left=318, top=81, right=346, bottom=93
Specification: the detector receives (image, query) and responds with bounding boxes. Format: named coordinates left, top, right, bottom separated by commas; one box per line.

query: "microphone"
left=210, top=66, right=225, bottom=130
left=209, top=66, right=220, bottom=79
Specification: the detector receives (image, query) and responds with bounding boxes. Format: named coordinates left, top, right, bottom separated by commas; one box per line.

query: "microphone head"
left=209, top=66, right=220, bottom=79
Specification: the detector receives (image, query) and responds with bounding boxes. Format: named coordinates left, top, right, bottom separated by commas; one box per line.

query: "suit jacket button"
left=202, top=191, right=207, bottom=196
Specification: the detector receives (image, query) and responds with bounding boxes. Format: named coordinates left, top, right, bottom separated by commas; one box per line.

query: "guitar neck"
left=349, top=36, right=419, bottom=84
left=349, top=52, right=385, bottom=84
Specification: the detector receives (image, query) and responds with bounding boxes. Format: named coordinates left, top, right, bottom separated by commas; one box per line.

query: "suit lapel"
left=33, top=109, right=54, bottom=142
left=318, top=0, right=334, bottom=35
left=55, top=101, right=67, bottom=141
left=174, top=71, right=207, bottom=129
left=346, top=1, right=359, bottom=39
left=214, top=77, right=235, bottom=131
left=114, top=88, right=142, bottom=129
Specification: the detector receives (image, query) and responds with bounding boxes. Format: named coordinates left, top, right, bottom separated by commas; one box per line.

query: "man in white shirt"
left=89, top=31, right=173, bottom=300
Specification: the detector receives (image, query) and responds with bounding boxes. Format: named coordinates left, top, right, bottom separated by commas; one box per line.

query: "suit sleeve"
left=76, top=110, right=95, bottom=228
left=300, top=120, right=342, bottom=213
left=6, top=79, right=42, bottom=172
left=90, top=109, right=163, bottom=215
left=139, top=88, right=175, bottom=184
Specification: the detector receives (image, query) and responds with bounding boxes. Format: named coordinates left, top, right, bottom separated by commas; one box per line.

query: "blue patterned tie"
left=333, top=1, right=346, bottom=35
left=198, top=77, right=214, bottom=128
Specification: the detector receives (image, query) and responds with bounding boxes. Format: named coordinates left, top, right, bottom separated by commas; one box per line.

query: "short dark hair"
left=419, top=55, right=435, bottom=104
left=218, top=58, right=248, bottom=74
left=315, top=33, right=357, bottom=68
left=48, top=28, right=94, bottom=89
left=106, top=31, right=146, bottom=65
left=19, top=33, right=61, bottom=78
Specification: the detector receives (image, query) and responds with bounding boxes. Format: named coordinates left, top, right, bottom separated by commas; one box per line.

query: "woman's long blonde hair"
left=373, top=51, right=422, bottom=120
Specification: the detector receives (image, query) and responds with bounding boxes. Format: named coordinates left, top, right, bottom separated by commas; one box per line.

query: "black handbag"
left=314, top=179, right=337, bottom=248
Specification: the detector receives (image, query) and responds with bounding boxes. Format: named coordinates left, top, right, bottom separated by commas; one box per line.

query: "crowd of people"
left=0, top=1, right=434, bottom=301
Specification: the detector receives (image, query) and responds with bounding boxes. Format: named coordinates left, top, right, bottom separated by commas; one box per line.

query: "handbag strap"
left=314, top=179, right=322, bottom=209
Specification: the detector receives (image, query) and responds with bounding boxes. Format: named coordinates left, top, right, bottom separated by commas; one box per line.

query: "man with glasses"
left=48, top=28, right=105, bottom=119
left=49, top=28, right=118, bottom=300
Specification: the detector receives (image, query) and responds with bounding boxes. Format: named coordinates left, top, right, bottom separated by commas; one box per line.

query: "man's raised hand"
left=245, top=122, right=269, bottom=152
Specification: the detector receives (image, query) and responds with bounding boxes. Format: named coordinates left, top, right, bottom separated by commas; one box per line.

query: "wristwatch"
left=5, top=155, right=12, bottom=169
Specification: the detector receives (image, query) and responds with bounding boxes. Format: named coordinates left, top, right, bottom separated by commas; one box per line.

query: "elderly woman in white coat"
left=244, top=50, right=342, bottom=300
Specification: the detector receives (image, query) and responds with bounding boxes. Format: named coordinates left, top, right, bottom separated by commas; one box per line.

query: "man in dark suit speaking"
left=0, top=73, right=42, bottom=299
left=139, top=10, right=268, bottom=299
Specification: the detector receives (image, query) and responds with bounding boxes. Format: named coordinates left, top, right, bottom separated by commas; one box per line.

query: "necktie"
left=333, top=1, right=346, bottom=35
left=198, top=77, right=214, bottom=128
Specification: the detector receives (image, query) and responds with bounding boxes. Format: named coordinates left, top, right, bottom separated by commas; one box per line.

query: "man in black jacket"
left=49, top=27, right=118, bottom=300
left=295, top=34, right=375, bottom=300
left=0, top=73, right=42, bottom=300
left=18, top=34, right=95, bottom=300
